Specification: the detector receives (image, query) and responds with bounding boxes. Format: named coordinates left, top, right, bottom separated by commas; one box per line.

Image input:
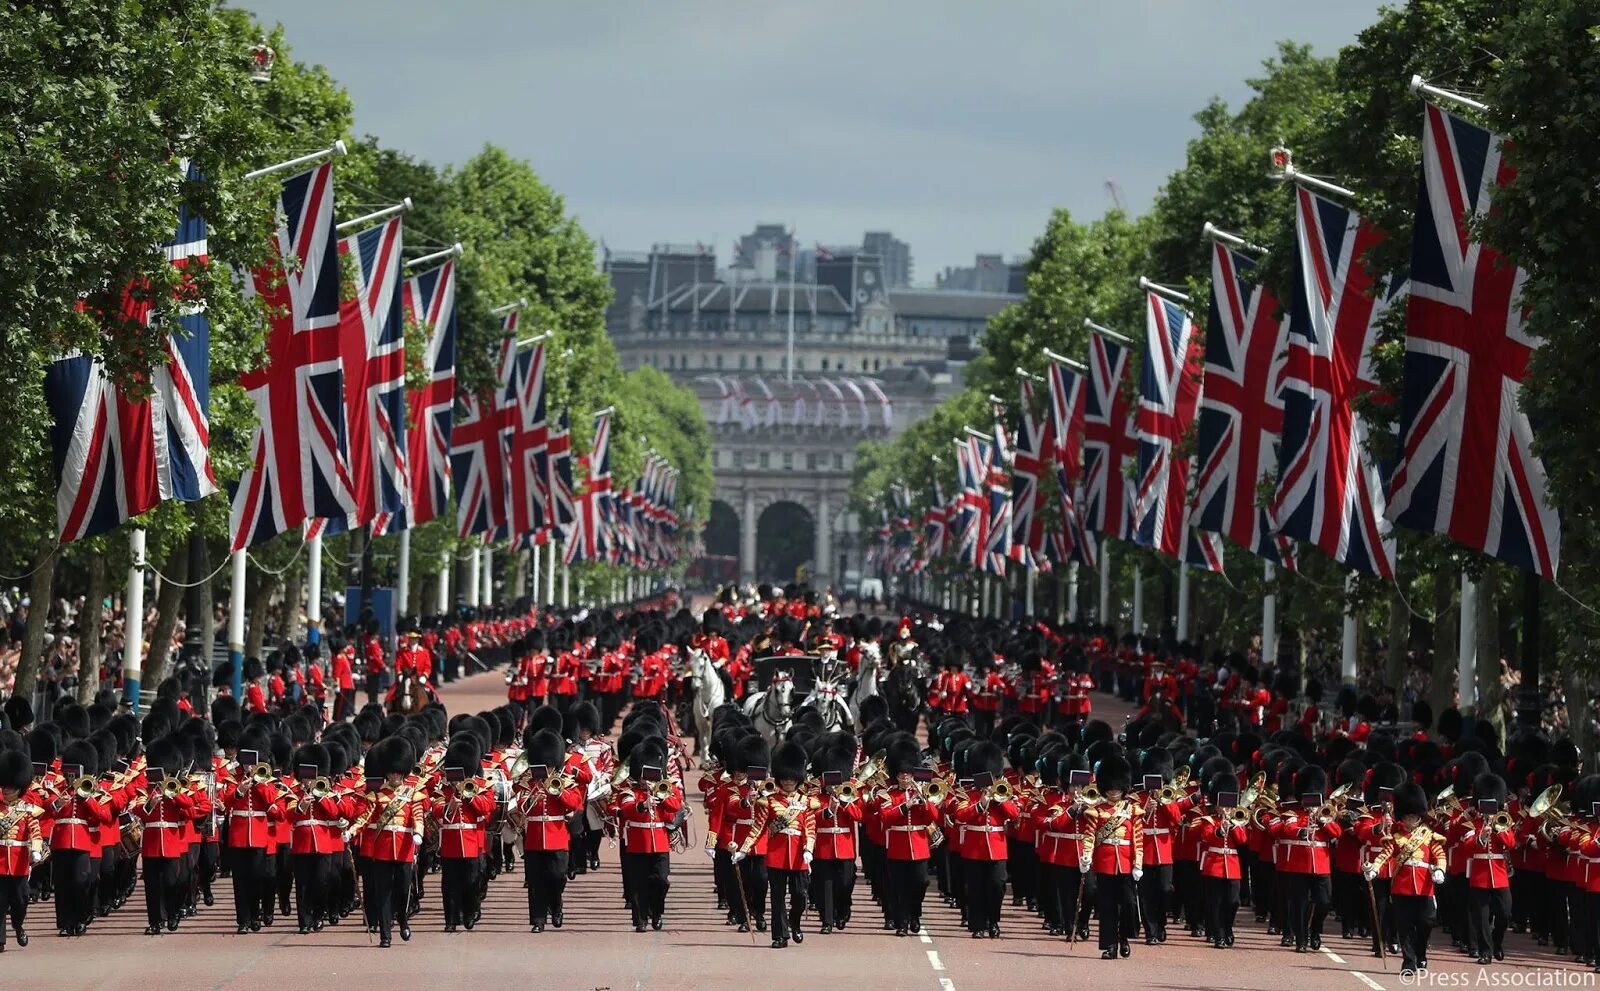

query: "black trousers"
left=1095, top=871, right=1137, bottom=950
left=1439, top=874, right=1466, bottom=941
left=885, top=858, right=929, bottom=929
left=197, top=841, right=220, bottom=903
left=1467, top=886, right=1510, bottom=957
left=366, top=860, right=412, bottom=939
left=860, top=840, right=886, bottom=909
left=734, top=855, right=767, bottom=925
left=1137, top=863, right=1173, bottom=938
left=1037, top=861, right=1064, bottom=930
left=0, top=874, right=29, bottom=938
left=1175, top=860, right=1203, bottom=929
left=225, top=846, right=267, bottom=927
left=1282, top=872, right=1331, bottom=947
left=712, top=848, right=735, bottom=912
left=1584, top=890, right=1600, bottom=964
left=142, top=856, right=185, bottom=927
left=811, top=858, right=854, bottom=927
left=963, top=858, right=1006, bottom=933
left=333, top=688, right=355, bottom=721
left=1511, top=869, right=1537, bottom=933
left=439, top=856, right=480, bottom=927
left=1203, top=876, right=1239, bottom=942
left=51, top=850, right=94, bottom=930
left=1569, top=882, right=1590, bottom=955
left=523, top=850, right=568, bottom=925
left=365, top=674, right=381, bottom=707
left=767, top=867, right=807, bottom=940
left=94, top=848, right=116, bottom=913
left=1009, top=842, right=1037, bottom=906
left=1391, top=893, right=1435, bottom=969
left=292, top=852, right=332, bottom=928
left=621, top=852, right=669, bottom=924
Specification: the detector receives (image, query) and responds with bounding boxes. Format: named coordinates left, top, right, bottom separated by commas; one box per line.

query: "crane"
left=1104, top=179, right=1126, bottom=213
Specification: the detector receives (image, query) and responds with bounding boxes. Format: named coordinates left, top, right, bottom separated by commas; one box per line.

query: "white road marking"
left=939, top=980, right=957, bottom=991
left=927, top=949, right=945, bottom=971
left=1351, top=972, right=1385, bottom=991
left=919, top=932, right=933, bottom=944
left=1321, top=947, right=1347, bottom=965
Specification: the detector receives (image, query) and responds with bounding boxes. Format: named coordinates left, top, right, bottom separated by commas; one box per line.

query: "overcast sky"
left=249, top=1, right=1384, bottom=282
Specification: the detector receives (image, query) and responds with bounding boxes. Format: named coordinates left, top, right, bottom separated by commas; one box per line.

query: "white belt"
left=965, top=825, right=1004, bottom=833
left=888, top=825, right=924, bottom=833
left=1145, top=828, right=1170, bottom=836
left=0, top=839, right=30, bottom=847
left=1285, top=840, right=1328, bottom=848
left=527, top=815, right=566, bottom=823
left=379, top=825, right=416, bottom=834
left=56, top=818, right=88, bottom=826
left=294, top=819, right=341, bottom=828
left=627, top=822, right=666, bottom=829
left=1470, top=853, right=1506, bottom=862
left=146, top=821, right=183, bottom=830
left=818, top=827, right=851, bottom=835
left=1100, top=840, right=1131, bottom=846
left=229, top=811, right=266, bottom=819
left=1205, top=847, right=1238, bottom=856
left=734, top=818, right=754, bottom=826
left=778, top=829, right=802, bottom=837
left=1400, top=860, right=1431, bottom=869
left=440, top=823, right=477, bottom=831
left=1044, top=831, right=1085, bottom=841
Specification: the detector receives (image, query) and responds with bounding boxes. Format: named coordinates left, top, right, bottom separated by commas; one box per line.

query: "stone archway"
left=706, top=500, right=739, bottom=557
left=756, top=501, right=814, bottom=585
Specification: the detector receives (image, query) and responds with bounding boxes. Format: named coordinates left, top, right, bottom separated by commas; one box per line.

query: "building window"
left=739, top=355, right=748, bottom=370
left=715, top=354, right=723, bottom=369
left=833, top=453, right=844, bottom=470
left=872, top=358, right=880, bottom=371
left=807, top=453, right=819, bottom=471
left=759, top=452, right=770, bottom=469
left=795, top=357, right=805, bottom=372
left=755, top=355, right=763, bottom=370
left=861, top=359, right=869, bottom=372
left=782, top=452, right=793, bottom=471
left=820, top=358, right=828, bottom=371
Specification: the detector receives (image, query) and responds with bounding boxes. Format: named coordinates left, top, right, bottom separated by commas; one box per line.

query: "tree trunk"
left=76, top=552, right=108, bottom=704
left=281, top=567, right=305, bottom=648
left=141, top=545, right=188, bottom=690
left=199, top=560, right=217, bottom=675
left=1474, top=577, right=1504, bottom=744
left=1428, top=577, right=1457, bottom=719
left=411, top=574, right=428, bottom=618
left=245, top=571, right=282, bottom=663
left=12, top=537, right=60, bottom=701
left=1385, top=587, right=1409, bottom=691
left=1563, top=630, right=1594, bottom=765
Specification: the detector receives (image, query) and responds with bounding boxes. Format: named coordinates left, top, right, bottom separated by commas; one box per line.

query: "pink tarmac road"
left=5, top=665, right=1592, bottom=990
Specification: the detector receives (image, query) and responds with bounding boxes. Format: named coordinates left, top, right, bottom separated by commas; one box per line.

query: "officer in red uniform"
left=1272, top=766, right=1342, bottom=953
left=810, top=738, right=862, bottom=934
left=739, top=741, right=815, bottom=948
left=877, top=737, right=938, bottom=937
left=396, top=630, right=432, bottom=681
left=969, top=658, right=1005, bottom=737
left=612, top=740, right=682, bottom=932
left=950, top=742, right=1019, bottom=938
left=221, top=734, right=287, bottom=935
left=512, top=730, right=584, bottom=931
left=1196, top=769, right=1247, bottom=948
left=345, top=737, right=427, bottom=948
left=0, top=749, right=45, bottom=951
left=1136, top=752, right=1192, bottom=944
left=1364, top=782, right=1445, bottom=975
left=331, top=645, right=356, bottom=721
left=1082, top=754, right=1143, bottom=960
left=430, top=737, right=496, bottom=933
left=287, top=743, right=351, bottom=934
left=46, top=741, right=115, bottom=937
left=134, top=737, right=204, bottom=935
left=1463, top=772, right=1516, bottom=964
left=362, top=628, right=386, bottom=706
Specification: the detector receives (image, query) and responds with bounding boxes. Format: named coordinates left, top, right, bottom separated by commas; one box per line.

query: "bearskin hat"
left=772, top=740, right=808, bottom=784
left=365, top=736, right=416, bottom=778
left=885, top=734, right=923, bottom=777
left=1471, top=771, right=1508, bottom=805
left=1095, top=753, right=1132, bottom=794
left=1393, top=782, right=1428, bottom=819
left=628, top=739, right=668, bottom=780
left=735, top=733, right=770, bottom=775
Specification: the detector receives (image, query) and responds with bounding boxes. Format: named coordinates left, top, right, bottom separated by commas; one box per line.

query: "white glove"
left=413, top=832, right=423, bottom=848
left=731, top=851, right=747, bottom=865
left=1362, top=865, right=1377, bottom=881
left=1431, top=869, right=1445, bottom=885
left=803, top=851, right=814, bottom=868
left=1131, top=868, right=1143, bottom=882
left=30, top=850, right=43, bottom=865
left=704, top=846, right=717, bottom=859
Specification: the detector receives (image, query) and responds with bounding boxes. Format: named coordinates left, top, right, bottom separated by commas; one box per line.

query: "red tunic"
left=812, top=792, right=862, bottom=861
left=1198, top=819, right=1248, bottom=879
left=430, top=786, right=496, bottom=859
left=222, top=780, right=286, bottom=849
left=514, top=782, right=583, bottom=852
left=878, top=787, right=939, bottom=861
left=615, top=785, right=682, bottom=854
left=135, top=791, right=202, bottom=858
left=1271, top=811, right=1342, bottom=874
left=1085, top=802, right=1144, bottom=875
left=951, top=796, right=1018, bottom=861
left=745, top=792, right=815, bottom=870
left=0, top=798, right=44, bottom=875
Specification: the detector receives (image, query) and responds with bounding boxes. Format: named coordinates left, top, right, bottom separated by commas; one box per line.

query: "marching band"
left=0, top=585, right=1590, bottom=983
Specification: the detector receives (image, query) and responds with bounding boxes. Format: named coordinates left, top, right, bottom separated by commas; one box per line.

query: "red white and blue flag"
left=1047, top=357, right=1096, bottom=568
left=1194, top=241, right=1295, bottom=568
left=547, top=408, right=576, bottom=541
left=1273, top=188, right=1400, bottom=578
left=1134, top=292, right=1205, bottom=558
left=1008, top=380, right=1047, bottom=570
left=313, top=215, right=408, bottom=538
left=382, top=257, right=457, bottom=534
left=508, top=340, right=549, bottom=543
left=1387, top=105, right=1558, bottom=577
left=980, top=415, right=1012, bottom=576
left=230, top=163, right=356, bottom=551
left=1082, top=330, right=1137, bottom=541
left=451, top=316, right=517, bottom=539
left=564, top=409, right=614, bottom=563
left=955, top=437, right=984, bottom=569
left=46, top=161, right=217, bottom=542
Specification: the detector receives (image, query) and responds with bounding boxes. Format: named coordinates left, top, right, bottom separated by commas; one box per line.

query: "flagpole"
left=1176, top=564, right=1191, bottom=641
left=1132, top=563, right=1144, bottom=637
left=1067, top=561, right=1079, bottom=623
left=306, top=533, right=324, bottom=648
left=397, top=530, right=412, bottom=619
left=437, top=547, right=451, bottom=614
left=1458, top=572, right=1477, bottom=710
left=1341, top=572, right=1359, bottom=684
left=481, top=546, right=495, bottom=608
left=467, top=547, right=482, bottom=608
left=243, top=139, right=347, bottom=181
left=529, top=542, right=540, bottom=603
left=336, top=197, right=412, bottom=233
left=1024, top=567, right=1035, bottom=619
left=405, top=242, right=463, bottom=272
left=1262, top=561, right=1277, bottom=667
left=547, top=540, right=558, bottom=607
left=228, top=550, right=247, bottom=700
left=561, top=562, right=570, bottom=608
left=123, top=529, right=147, bottom=713
left=786, top=226, right=796, bottom=385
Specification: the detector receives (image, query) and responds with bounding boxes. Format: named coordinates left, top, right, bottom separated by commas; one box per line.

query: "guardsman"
left=134, top=737, right=203, bottom=935
left=740, top=741, right=815, bottom=949
left=344, top=737, right=427, bottom=948
left=877, top=736, right=938, bottom=937
left=809, top=737, right=862, bottom=935
left=0, top=749, right=44, bottom=951
left=718, top=735, right=771, bottom=933
left=1081, top=754, right=1142, bottom=960
left=287, top=743, right=349, bottom=934
left=1364, top=782, right=1445, bottom=976
left=613, top=740, right=682, bottom=932
left=1135, top=751, right=1191, bottom=944
left=48, top=741, right=114, bottom=937
left=512, top=730, right=583, bottom=932
left=1195, top=767, right=1246, bottom=949
left=1462, top=772, right=1516, bottom=965
left=1273, top=766, right=1341, bottom=953
left=429, top=737, right=494, bottom=933
left=950, top=742, right=1019, bottom=939
left=221, top=733, right=286, bottom=934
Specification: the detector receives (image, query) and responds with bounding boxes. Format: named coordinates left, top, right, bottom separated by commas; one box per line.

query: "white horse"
left=802, top=658, right=854, bottom=733
left=849, top=641, right=882, bottom=718
left=687, top=645, right=726, bottom=762
left=743, top=672, right=796, bottom=745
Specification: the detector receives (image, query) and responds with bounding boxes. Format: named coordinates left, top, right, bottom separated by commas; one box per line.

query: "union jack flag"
left=980, top=418, right=1012, bottom=577
left=46, top=161, right=217, bottom=542
left=1047, top=357, right=1096, bottom=568
left=230, top=163, right=356, bottom=551
left=1009, top=380, right=1047, bottom=569
left=1273, top=188, right=1400, bottom=577
left=564, top=409, right=614, bottom=563
left=315, top=215, right=408, bottom=538
left=1387, top=105, right=1558, bottom=577
left=450, top=316, right=517, bottom=539
left=954, top=437, right=984, bottom=569
left=382, top=257, right=456, bottom=534
left=924, top=476, right=949, bottom=563
left=1082, top=330, right=1137, bottom=540
left=1194, top=241, right=1295, bottom=567
left=1134, top=292, right=1205, bottom=558
left=508, top=341, right=549, bottom=542
left=547, top=408, right=576, bottom=540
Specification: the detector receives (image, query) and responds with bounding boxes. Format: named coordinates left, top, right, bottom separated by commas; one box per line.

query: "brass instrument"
left=73, top=776, right=99, bottom=800
left=308, top=776, right=333, bottom=800
left=457, top=779, right=483, bottom=801
left=1079, top=784, right=1103, bottom=806
left=835, top=781, right=860, bottom=803
left=651, top=779, right=675, bottom=802
left=1227, top=807, right=1252, bottom=828
left=1432, top=784, right=1463, bottom=816
left=1172, top=766, right=1191, bottom=790
left=161, top=777, right=184, bottom=800
left=1529, top=784, right=1577, bottom=836
left=547, top=772, right=578, bottom=796
left=1314, top=801, right=1338, bottom=823
left=1156, top=784, right=1181, bottom=804
left=922, top=778, right=950, bottom=803
left=1489, top=809, right=1514, bottom=832
left=250, top=762, right=275, bottom=785
left=759, top=778, right=781, bottom=799
left=988, top=779, right=1013, bottom=803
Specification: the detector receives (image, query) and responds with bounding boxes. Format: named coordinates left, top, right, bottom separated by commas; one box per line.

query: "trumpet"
left=1156, top=784, right=1181, bottom=804
left=651, top=779, right=675, bottom=802
left=308, top=776, right=333, bottom=800
left=922, top=778, right=950, bottom=803
left=988, top=779, right=1013, bottom=803
left=546, top=772, right=577, bottom=796
left=1227, top=807, right=1252, bottom=828
left=836, top=781, right=860, bottom=803
left=457, top=779, right=483, bottom=801
left=250, top=762, right=276, bottom=785
left=1489, top=809, right=1514, bottom=832
left=1079, top=784, right=1103, bottom=806
left=161, top=777, right=185, bottom=800
left=73, top=775, right=100, bottom=800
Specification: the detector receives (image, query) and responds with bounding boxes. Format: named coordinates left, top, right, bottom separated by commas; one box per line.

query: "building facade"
left=606, top=241, right=1019, bottom=589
